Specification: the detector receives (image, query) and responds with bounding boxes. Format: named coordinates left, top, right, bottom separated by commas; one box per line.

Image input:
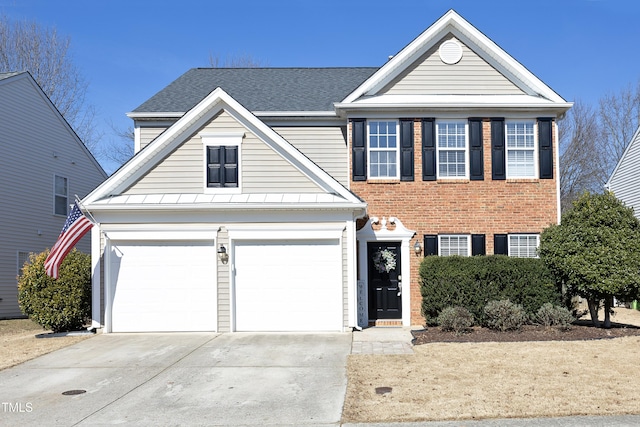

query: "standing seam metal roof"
left=131, top=68, right=379, bottom=114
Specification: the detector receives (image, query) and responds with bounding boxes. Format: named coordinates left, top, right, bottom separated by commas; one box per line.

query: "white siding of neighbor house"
left=0, top=74, right=106, bottom=318
left=381, top=35, right=525, bottom=96
left=124, top=110, right=322, bottom=195
left=609, top=130, right=640, bottom=219
left=273, top=126, right=348, bottom=187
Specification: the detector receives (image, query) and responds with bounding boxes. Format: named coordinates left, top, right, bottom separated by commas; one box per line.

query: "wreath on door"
left=372, top=248, right=397, bottom=273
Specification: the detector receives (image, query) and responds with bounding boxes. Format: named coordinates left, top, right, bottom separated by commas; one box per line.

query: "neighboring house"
left=0, top=71, right=107, bottom=319
left=83, top=10, right=571, bottom=333
left=606, top=125, right=640, bottom=218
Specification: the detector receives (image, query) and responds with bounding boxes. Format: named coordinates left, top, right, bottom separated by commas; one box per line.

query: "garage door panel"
left=234, top=240, right=342, bottom=332
left=110, top=241, right=217, bottom=332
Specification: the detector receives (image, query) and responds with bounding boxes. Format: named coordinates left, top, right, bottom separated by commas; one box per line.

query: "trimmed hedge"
left=18, top=249, right=91, bottom=332
left=419, top=255, right=561, bottom=326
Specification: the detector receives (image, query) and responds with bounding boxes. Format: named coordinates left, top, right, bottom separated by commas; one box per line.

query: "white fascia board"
left=86, top=202, right=367, bottom=213
left=253, top=110, right=337, bottom=117
left=85, top=87, right=361, bottom=205
left=606, top=124, right=640, bottom=187
left=341, top=10, right=568, bottom=106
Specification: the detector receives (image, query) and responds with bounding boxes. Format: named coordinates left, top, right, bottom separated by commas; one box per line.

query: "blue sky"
left=3, top=0, right=639, bottom=173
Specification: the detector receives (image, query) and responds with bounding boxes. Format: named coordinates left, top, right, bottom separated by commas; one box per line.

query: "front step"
left=369, top=319, right=402, bottom=327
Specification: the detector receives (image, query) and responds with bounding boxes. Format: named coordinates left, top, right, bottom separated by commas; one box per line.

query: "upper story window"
left=509, top=234, right=539, bottom=258
left=201, top=132, right=243, bottom=192
left=54, top=175, right=68, bottom=216
left=506, top=121, right=536, bottom=178
left=437, top=121, right=468, bottom=178
left=439, top=235, right=470, bottom=256
left=368, top=120, right=399, bottom=179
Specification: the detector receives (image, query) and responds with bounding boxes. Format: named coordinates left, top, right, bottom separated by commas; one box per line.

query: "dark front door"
left=367, top=242, right=402, bottom=320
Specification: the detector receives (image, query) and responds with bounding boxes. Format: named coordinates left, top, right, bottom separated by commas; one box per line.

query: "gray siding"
left=139, top=127, right=167, bottom=151
left=381, top=35, right=524, bottom=95
left=609, top=131, right=640, bottom=219
left=0, top=75, right=106, bottom=318
left=273, top=126, right=348, bottom=187
left=124, top=110, right=322, bottom=195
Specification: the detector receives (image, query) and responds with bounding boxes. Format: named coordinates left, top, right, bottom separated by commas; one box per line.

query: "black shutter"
left=491, top=118, right=505, bottom=180
left=472, top=234, right=486, bottom=256
left=494, top=234, right=508, bottom=255
left=223, top=146, right=238, bottom=187
left=538, top=118, right=553, bottom=179
left=352, top=119, right=367, bottom=181
left=400, top=119, right=414, bottom=181
left=469, top=118, right=484, bottom=180
left=207, top=146, right=222, bottom=187
left=207, top=146, right=238, bottom=188
left=422, top=119, right=436, bottom=181
left=424, top=235, right=438, bottom=256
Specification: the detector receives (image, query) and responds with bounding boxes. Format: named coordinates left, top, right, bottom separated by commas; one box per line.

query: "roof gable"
left=338, top=10, right=571, bottom=112
left=84, top=87, right=363, bottom=207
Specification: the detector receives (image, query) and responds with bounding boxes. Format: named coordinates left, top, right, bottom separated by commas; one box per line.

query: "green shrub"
left=419, top=255, right=561, bottom=325
left=535, top=303, right=575, bottom=330
left=18, top=249, right=91, bottom=332
left=437, top=306, right=474, bottom=334
left=484, top=299, right=528, bottom=331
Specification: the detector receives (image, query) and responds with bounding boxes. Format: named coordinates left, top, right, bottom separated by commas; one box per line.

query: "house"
left=0, top=71, right=108, bottom=319
left=606, top=126, right=640, bottom=218
left=82, top=10, right=571, bottom=333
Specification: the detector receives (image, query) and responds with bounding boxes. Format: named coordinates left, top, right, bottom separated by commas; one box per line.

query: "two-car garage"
left=106, top=233, right=344, bottom=333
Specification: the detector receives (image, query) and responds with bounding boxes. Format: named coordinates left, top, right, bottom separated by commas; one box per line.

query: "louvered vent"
left=438, top=40, right=463, bottom=64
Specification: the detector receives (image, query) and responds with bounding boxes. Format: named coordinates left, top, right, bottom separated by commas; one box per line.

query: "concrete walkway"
left=351, top=326, right=416, bottom=355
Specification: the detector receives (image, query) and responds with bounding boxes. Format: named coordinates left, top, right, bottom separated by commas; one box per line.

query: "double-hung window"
left=508, top=234, right=539, bottom=258
left=201, top=132, right=243, bottom=192
left=368, top=120, right=399, bottom=179
left=437, top=121, right=467, bottom=178
left=439, top=235, right=470, bottom=256
left=54, top=175, right=68, bottom=216
left=506, top=121, right=536, bottom=178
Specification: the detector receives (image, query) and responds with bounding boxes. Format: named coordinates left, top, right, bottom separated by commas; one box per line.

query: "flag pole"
left=74, top=195, right=98, bottom=225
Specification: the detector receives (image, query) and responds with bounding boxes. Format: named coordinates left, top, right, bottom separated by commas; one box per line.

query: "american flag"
left=44, top=202, right=93, bottom=279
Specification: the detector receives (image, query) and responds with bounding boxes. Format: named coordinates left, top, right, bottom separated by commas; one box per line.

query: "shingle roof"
left=131, top=68, right=378, bottom=114
left=0, top=71, right=24, bottom=81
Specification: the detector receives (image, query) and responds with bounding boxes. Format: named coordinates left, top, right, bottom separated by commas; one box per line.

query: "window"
left=17, top=251, right=30, bottom=277
left=201, top=132, right=243, bottom=192
left=54, top=175, right=68, bottom=216
left=506, top=121, right=536, bottom=178
left=439, top=235, right=470, bottom=256
left=368, top=120, right=399, bottom=179
left=508, top=234, right=539, bottom=258
left=437, top=121, right=467, bottom=178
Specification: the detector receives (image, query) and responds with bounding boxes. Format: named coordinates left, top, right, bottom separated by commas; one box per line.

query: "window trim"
left=53, top=174, right=68, bottom=216
left=507, top=234, right=540, bottom=258
left=438, top=234, right=471, bottom=256
left=436, top=120, right=469, bottom=179
left=505, top=120, right=538, bottom=179
left=367, top=119, right=400, bottom=180
left=201, top=132, right=243, bottom=194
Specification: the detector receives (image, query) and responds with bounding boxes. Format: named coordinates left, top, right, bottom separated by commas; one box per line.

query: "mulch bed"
left=412, top=320, right=640, bottom=344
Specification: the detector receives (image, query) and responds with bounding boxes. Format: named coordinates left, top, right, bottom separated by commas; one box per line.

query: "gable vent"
left=439, top=40, right=463, bottom=65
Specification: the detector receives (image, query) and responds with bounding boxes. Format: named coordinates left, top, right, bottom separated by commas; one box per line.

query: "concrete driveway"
left=0, top=332, right=352, bottom=426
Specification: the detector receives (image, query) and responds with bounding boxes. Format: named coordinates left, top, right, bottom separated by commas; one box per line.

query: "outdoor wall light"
left=218, top=245, right=229, bottom=264
left=413, top=240, right=422, bottom=256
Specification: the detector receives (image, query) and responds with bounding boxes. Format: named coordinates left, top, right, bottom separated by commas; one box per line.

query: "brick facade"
left=350, top=118, right=559, bottom=325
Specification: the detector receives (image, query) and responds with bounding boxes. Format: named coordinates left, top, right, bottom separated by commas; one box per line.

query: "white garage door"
left=234, top=240, right=342, bottom=332
left=110, top=241, right=217, bottom=332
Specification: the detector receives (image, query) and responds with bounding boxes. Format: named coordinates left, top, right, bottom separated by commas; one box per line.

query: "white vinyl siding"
left=368, top=121, right=399, bottom=179
left=437, top=121, right=468, bottom=178
left=381, top=35, right=525, bottom=96
left=0, top=74, right=106, bottom=318
left=273, top=126, right=348, bottom=186
left=124, top=110, right=322, bottom=195
left=608, top=130, right=640, bottom=220
left=506, top=121, right=536, bottom=178
left=508, top=234, right=539, bottom=258
left=138, top=126, right=169, bottom=151
left=439, top=235, right=470, bottom=256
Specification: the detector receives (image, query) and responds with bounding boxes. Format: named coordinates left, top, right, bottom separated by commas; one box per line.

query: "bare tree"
left=558, top=100, right=609, bottom=212
left=599, top=80, right=640, bottom=171
left=99, top=121, right=135, bottom=170
left=0, top=16, right=99, bottom=152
